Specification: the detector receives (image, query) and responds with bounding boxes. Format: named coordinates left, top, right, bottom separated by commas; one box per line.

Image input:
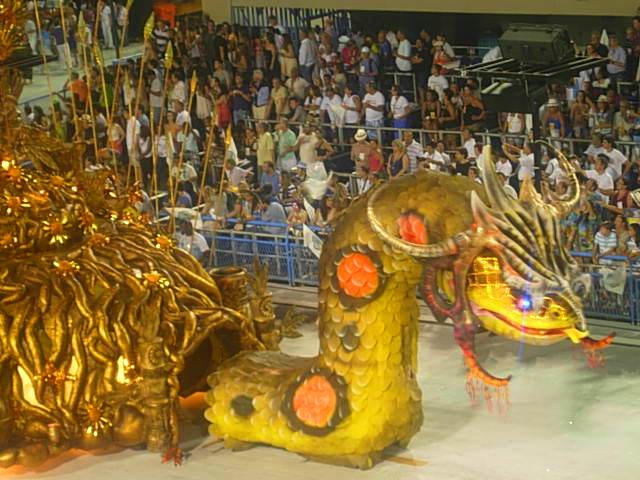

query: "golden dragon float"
left=205, top=146, right=615, bottom=468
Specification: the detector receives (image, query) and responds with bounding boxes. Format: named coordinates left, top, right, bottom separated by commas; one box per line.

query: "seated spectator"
left=387, top=139, right=409, bottom=179
left=352, top=165, right=373, bottom=196
left=468, top=166, right=483, bottom=184
left=454, top=147, right=473, bottom=176
left=176, top=182, right=194, bottom=208
left=593, top=220, right=618, bottom=264
left=259, top=161, right=281, bottom=198
left=174, top=218, right=210, bottom=264
left=258, top=195, right=288, bottom=235
left=427, top=64, right=448, bottom=102
left=497, top=172, right=518, bottom=200
left=575, top=155, right=615, bottom=200
left=342, top=84, right=362, bottom=137
left=287, top=200, right=309, bottom=227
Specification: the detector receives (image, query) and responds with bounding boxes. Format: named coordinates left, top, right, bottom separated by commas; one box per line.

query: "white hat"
left=597, top=94, right=608, bottom=103
left=338, top=35, right=350, bottom=43
left=361, top=46, right=370, bottom=53
left=354, top=129, right=368, bottom=141
left=547, top=98, right=560, bottom=107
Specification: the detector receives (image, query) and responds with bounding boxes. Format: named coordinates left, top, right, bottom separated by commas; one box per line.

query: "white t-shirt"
left=463, top=138, right=476, bottom=158
left=176, top=110, right=190, bottom=128
left=545, top=157, right=567, bottom=185
left=363, top=91, right=385, bottom=122
left=427, top=75, right=449, bottom=101
left=603, top=148, right=627, bottom=180
left=343, top=94, right=360, bottom=125
left=298, top=132, right=320, bottom=165
left=517, top=152, right=535, bottom=181
left=126, top=118, right=140, bottom=152
left=506, top=113, right=524, bottom=134
left=390, top=95, right=409, bottom=119
left=585, top=169, right=614, bottom=192
left=150, top=78, right=163, bottom=108
left=585, top=144, right=604, bottom=160
left=496, top=159, right=513, bottom=177
left=396, top=39, right=412, bottom=72
left=175, top=231, right=209, bottom=259
left=170, top=81, right=186, bottom=105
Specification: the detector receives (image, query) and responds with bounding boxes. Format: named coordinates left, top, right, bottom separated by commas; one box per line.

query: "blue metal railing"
left=200, top=221, right=639, bottom=325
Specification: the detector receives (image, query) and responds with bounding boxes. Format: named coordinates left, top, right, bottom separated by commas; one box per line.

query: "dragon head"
left=367, top=143, right=591, bottom=347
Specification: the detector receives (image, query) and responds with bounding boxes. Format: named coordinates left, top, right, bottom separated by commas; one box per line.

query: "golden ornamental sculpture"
left=0, top=2, right=270, bottom=469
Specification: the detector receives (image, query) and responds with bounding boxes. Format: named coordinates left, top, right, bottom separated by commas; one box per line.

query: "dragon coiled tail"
left=580, top=333, right=616, bottom=368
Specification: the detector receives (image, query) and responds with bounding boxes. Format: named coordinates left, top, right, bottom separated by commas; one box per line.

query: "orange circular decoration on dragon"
left=292, top=374, right=338, bottom=428
left=397, top=212, right=428, bottom=245
left=336, top=252, right=379, bottom=298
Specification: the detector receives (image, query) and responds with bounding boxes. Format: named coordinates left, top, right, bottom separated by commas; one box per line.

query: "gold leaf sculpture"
left=0, top=2, right=268, bottom=469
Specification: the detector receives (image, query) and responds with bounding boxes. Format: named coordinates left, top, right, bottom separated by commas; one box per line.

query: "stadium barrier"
left=199, top=220, right=639, bottom=325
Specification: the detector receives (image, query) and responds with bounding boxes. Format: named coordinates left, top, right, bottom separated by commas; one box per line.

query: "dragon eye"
left=514, top=292, right=533, bottom=312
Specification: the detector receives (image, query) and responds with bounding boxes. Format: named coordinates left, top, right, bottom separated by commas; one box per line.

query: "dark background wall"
left=350, top=11, right=631, bottom=47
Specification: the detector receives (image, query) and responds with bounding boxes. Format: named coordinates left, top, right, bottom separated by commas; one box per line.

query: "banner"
left=303, top=224, right=323, bottom=258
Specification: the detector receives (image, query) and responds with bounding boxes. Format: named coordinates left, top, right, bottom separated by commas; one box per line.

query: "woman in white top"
left=342, top=84, right=361, bottom=135
left=389, top=84, right=410, bottom=137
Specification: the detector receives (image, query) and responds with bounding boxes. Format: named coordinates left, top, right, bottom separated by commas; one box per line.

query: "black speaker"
left=498, top=23, right=574, bottom=67
left=481, top=81, right=548, bottom=114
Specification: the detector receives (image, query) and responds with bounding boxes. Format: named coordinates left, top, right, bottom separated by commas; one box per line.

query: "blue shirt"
left=231, top=84, right=251, bottom=112
left=253, top=83, right=270, bottom=107
left=260, top=171, right=281, bottom=198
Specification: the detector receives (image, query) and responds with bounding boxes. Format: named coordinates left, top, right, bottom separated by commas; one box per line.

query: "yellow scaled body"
left=205, top=174, right=477, bottom=467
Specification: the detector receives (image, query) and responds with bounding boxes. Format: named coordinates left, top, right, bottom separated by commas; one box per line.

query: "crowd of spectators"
left=18, top=2, right=640, bottom=267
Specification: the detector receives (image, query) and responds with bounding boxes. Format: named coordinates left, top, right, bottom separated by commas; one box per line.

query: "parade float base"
left=6, top=308, right=639, bottom=480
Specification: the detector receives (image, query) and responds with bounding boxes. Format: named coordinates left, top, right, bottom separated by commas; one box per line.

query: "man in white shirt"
left=435, top=141, right=451, bottom=166
left=321, top=88, right=343, bottom=126
left=496, top=154, right=513, bottom=177
left=403, top=130, right=424, bottom=174
left=503, top=142, right=534, bottom=185
left=577, top=155, right=614, bottom=200
left=395, top=30, right=412, bottom=72
left=420, top=143, right=445, bottom=171
left=427, top=64, right=449, bottom=101
left=149, top=70, right=163, bottom=122
left=298, top=28, right=316, bottom=83
left=174, top=100, right=190, bottom=129
left=100, top=2, right=113, bottom=49
left=461, top=128, right=476, bottom=159
left=601, top=136, right=627, bottom=180
left=585, top=133, right=604, bottom=164
left=606, top=35, right=627, bottom=83
left=362, top=82, right=385, bottom=140
left=285, top=68, right=309, bottom=101
left=125, top=110, right=140, bottom=166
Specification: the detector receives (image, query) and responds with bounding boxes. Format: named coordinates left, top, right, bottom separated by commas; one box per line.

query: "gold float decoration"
left=0, top=2, right=272, bottom=469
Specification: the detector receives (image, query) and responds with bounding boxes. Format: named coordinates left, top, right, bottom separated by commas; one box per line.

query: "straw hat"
left=354, top=129, right=368, bottom=141
left=546, top=98, right=560, bottom=108
left=597, top=94, right=608, bottom=103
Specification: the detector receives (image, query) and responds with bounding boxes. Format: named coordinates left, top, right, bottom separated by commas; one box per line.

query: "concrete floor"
left=6, top=310, right=640, bottom=480
left=18, top=44, right=143, bottom=109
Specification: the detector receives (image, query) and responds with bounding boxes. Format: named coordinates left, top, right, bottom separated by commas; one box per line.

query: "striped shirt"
left=594, top=231, right=617, bottom=264
left=405, top=140, right=424, bottom=174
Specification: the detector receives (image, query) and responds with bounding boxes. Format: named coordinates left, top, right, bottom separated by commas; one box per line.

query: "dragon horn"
left=533, top=140, right=580, bottom=217
left=366, top=180, right=470, bottom=258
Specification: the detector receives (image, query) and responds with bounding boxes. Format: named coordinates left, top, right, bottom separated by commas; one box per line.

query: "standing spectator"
left=357, top=46, right=378, bottom=96
left=591, top=95, right=614, bottom=136
left=601, top=136, right=627, bottom=180
left=341, top=84, right=362, bottom=138
left=387, top=139, right=409, bottom=179
left=271, top=76, right=290, bottom=118
left=230, top=74, right=252, bottom=125
left=542, top=98, right=566, bottom=138
left=362, top=81, right=385, bottom=140
left=427, top=64, right=448, bottom=102
left=275, top=119, right=297, bottom=173
left=51, top=19, right=68, bottom=71
left=149, top=69, right=163, bottom=122
left=461, top=86, right=485, bottom=132
left=100, top=1, right=114, bottom=49
left=250, top=69, right=271, bottom=120
left=259, top=161, right=281, bottom=197
left=137, top=124, right=152, bottom=190
left=570, top=91, right=593, bottom=139
left=503, top=143, right=535, bottom=188
left=589, top=30, right=608, bottom=58
left=351, top=129, right=371, bottom=169
left=116, top=1, right=128, bottom=46
left=256, top=122, right=275, bottom=181
left=389, top=85, right=411, bottom=136
left=607, top=34, right=627, bottom=85
left=402, top=130, right=424, bottom=174
left=375, top=30, right=394, bottom=73
left=412, top=36, right=432, bottom=103
left=298, top=29, right=316, bottom=83
left=576, top=155, right=615, bottom=200
left=395, top=30, right=412, bottom=73
left=279, top=35, right=298, bottom=79
left=285, top=67, right=309, bottom=101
